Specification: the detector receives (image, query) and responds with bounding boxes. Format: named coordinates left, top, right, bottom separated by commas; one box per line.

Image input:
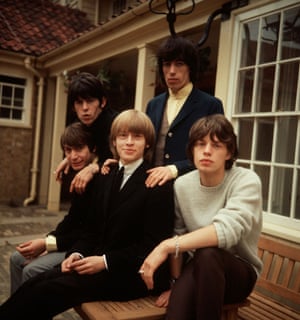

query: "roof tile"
left=0, top=0, right=95, bottom=56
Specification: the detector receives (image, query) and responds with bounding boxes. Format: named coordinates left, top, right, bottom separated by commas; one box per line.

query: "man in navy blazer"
left=146, top=36, right=224, bottom=188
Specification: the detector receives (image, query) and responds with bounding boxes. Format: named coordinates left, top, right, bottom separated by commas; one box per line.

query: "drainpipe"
left=23, top=57, right=45, bottom=206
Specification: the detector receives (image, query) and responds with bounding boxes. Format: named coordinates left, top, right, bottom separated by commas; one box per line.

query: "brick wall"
left=0, top=126, right=33, bottom=205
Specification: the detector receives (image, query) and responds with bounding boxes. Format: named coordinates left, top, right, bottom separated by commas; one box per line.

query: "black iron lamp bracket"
left=149, top=0, right=249, bottom=46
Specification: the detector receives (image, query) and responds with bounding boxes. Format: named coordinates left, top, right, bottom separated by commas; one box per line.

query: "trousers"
left=167, top=247, right=257, bottom=320
left=0, top=265, right=150, bottom=319
left=10, top=250, right=66, bottom=294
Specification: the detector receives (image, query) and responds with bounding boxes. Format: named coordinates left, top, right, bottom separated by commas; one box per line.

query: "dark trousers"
left=167, top=248, right=257, bottom=320
left=0, top=266, right=149, bottom=320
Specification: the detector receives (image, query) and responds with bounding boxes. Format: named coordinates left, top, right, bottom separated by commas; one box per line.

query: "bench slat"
left=238, top=292, right=300, bottom=320
left=282, top=260, right=295, bottom=288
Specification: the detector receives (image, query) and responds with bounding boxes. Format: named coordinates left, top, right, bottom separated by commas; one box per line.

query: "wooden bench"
left=75, top=295, right=249, bottom=320
left=238, top=234, right=300, bottom=320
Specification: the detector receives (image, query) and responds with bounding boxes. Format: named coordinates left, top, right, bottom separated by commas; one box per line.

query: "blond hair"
left=109, top=109, right=156, bottom=163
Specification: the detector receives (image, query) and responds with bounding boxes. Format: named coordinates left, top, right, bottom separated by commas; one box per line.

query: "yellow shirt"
left=167, top=82, right=193, bottom=124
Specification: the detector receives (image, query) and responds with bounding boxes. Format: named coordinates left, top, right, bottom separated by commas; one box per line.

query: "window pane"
left=271, top=167, right=292, bottom=217
left=238, top=118, right=254, bottom=159
left=236, top=69, right=254, bottom=113
left=2, top=86, right=12, bottom=105
left=255, top=66, right=275, bottom=112
left=241, top=20, right=258, bottom=67
left=256, top=117, right=274, bottom=161
left=14, top=88, right=24, bottom=107
left=0, top=107, right=10, bottom=118
left=1, top=96, right=12, bottom=105
left=296, top=169, right=300, bottom=219
left=275, top=117, right=297, bottom=164
left=277, top=62, right=298, bottom=111
left=260, top=13, right=280, bottom=63
left=0, top=75, right=25, bottom=85
left=281, top=7, right=300, bottom=60
left=254, top=164, right=270, bottom=211
left=12, top=109, right=22, bottom=120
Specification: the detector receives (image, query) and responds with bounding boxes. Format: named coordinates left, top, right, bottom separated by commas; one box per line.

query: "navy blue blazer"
left=146, top=87, right=224, bottom=175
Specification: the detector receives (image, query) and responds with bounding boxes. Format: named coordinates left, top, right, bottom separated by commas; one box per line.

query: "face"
left=64, top=145, right=94, bottom=171
left=74, top=97, right=103, bottom=126
left=162, top=60, right=190, bottom=93
left=193, top=134, right=231, bottom=184
left=114, top=131, right=147, bottom=165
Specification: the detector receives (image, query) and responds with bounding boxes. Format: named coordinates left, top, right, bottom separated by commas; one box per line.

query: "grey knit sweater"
left=174, top=166, right=263, bottom=276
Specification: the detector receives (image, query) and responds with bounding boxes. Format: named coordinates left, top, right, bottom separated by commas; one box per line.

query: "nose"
left=203, top=143, right=212, bottom=154
left=70, top=149, right=79, bottom=159
left=82, top=100, right=89, bottom=110
left=125, top=134, right=134, bottom=144
left=169, top=63, right=176, bottom=73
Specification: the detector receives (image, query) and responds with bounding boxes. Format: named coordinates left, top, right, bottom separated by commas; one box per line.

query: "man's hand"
left=70, top=164, right=99, bottom=194
left=139, top=241, right=169, bottom=290
left=61, top=253, right=106, bottom=274
left=54, top=158, right=70, bottom=183
left=16, top=239, right=46, bottom=260
left=145, top=166, right=174, bottom=188
left=155, top=290, right=171, bottom=307
left=101, top=158, right=118, bottom=175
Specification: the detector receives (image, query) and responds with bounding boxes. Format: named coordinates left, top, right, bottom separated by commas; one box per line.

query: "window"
left=232, top=1, right=300, bottom=233
left=113, top=0, right=126, bottom=16
left=0, top=75, right=26, bottom=122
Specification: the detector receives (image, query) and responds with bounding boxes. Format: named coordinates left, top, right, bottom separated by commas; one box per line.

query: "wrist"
left=88, top=163, right=99, bottom=175
left=173, top=235, right=180, bottom=258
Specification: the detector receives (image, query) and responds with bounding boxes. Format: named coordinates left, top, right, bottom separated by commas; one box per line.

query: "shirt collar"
left=168, top=82, right=193, bottom=100
left=119, top=158, right=143, bottom=176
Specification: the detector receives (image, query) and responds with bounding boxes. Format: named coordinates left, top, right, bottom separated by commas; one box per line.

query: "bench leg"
left=222, top=308, right=238, bottom=320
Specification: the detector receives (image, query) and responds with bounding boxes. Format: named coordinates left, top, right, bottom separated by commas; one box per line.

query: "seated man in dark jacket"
left=0, top=109, right=174, bottom=319
left=9, top=122, right=98, bottom=294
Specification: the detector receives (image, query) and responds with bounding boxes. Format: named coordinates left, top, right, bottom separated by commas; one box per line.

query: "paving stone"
left=0, top=204, right=81, bottom=319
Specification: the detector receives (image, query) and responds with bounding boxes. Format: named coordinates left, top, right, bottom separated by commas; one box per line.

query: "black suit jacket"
left=146, top=87, right=224, bottom=175
left=68, top=161, right=174, bottom=279
left=48, top=177, right=97, bottom=251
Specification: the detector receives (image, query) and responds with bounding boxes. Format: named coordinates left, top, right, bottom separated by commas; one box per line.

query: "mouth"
left=123, top=149, right=135, bottom=153
left=72, top=162, right=84, bottom=169
left=200, top=159, right=212, bottom=165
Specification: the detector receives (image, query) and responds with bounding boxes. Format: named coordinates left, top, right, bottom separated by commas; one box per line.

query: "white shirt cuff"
left=45, top=235, right=57, bottom=252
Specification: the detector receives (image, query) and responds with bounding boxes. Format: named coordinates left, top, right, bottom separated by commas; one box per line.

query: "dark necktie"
left=111, top=166, right=124, bottom=194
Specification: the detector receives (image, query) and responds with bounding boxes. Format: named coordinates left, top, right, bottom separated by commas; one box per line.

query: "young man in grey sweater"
left=140, top=114, right=263, bottom=320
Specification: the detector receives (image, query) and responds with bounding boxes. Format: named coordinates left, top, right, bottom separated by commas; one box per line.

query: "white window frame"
left=227, top=0, right=300, bottom=242
left=0, top=70, right=32, bottom=128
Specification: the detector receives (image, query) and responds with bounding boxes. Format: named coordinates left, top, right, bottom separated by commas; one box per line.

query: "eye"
left=175, top=61, right=185, bottom=67
left=162, top=61, right=171, bottom=67
left=117, top=132, right=128, bottom=138
left=133, top=133, right=143, bottom=138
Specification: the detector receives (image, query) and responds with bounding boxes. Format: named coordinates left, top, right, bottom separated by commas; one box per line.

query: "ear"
left=225, top=151, right=231, bottom=160
left=101, top=97, right=107, bottom=108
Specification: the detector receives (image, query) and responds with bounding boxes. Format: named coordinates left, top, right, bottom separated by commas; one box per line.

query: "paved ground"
left=0, top=203, right=82, bottom=319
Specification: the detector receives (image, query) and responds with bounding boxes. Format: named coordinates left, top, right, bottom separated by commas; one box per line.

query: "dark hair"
left=67, top=72, right=107, bottom=110
left=60, top=122, right=96, bottom=153
left=157, top=36, right=198, bottom=85
left=187, top=114, right=238, bottom=170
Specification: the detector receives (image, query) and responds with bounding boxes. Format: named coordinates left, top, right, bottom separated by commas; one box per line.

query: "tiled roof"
left=0, top=0, right=96, bottom=56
